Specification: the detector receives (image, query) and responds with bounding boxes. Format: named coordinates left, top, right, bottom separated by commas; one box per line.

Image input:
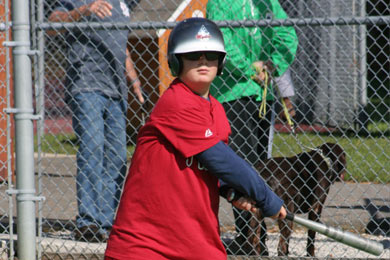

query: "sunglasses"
left=181, top=52, right=221, bottom=61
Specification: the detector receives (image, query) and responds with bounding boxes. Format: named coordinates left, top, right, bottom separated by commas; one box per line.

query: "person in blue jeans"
left=49, top=0, right=144, bottom=242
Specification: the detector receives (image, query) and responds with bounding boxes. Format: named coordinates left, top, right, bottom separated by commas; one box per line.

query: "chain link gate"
left=0, top=0, right=15, bottom=259
left=0, top=0, right=389, bottom=259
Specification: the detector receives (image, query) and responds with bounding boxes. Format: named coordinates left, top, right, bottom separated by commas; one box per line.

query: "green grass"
left=365, top=97, right=390, bottom=122
left=36, top=123, right=390, bottom=184
left=272, top=130, right=390, bottom=184
left=36, top=133, right=136, bottom=158
left=37, top=133, right=78, bottom=155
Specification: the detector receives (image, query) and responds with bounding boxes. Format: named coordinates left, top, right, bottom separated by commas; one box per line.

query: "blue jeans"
left=71, top=92, right=127, bottom=231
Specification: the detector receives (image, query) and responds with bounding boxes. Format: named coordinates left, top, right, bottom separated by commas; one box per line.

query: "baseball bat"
left=286, top=213, right=383, bottom=256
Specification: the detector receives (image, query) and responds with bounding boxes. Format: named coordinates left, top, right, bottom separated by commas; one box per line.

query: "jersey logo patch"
left=205, top=128, right=213, bottom=137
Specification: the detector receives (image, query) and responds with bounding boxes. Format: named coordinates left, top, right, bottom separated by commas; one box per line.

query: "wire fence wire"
left=0, top=0, right=389, bottom=259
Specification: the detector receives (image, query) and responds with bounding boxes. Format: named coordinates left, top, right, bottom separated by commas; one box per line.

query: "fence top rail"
left=31, top=15, right=390, bottom=32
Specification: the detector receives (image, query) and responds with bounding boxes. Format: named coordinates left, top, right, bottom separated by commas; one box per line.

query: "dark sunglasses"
left=181, top=52, right=221, bottom=61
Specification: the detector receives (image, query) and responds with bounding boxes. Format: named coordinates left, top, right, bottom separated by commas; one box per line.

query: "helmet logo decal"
left=196, top=25, right=211, bottom=41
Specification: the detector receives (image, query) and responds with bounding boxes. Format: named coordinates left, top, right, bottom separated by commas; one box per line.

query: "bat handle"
left=286, top=213, right=294, bottom=221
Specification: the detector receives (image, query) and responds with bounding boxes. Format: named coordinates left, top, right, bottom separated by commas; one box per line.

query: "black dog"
left=243, top=143, right=346, bottom=256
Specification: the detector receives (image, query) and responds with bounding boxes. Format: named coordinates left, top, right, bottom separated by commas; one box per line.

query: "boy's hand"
left=232, top=197, right=259, bottom=213
left=227, top=189, right=287, bottom=217
left=269, top=206, right=287, bottom=220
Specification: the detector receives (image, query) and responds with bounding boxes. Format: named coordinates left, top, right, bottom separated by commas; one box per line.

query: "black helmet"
left=167, top=17, right=226, bottom=76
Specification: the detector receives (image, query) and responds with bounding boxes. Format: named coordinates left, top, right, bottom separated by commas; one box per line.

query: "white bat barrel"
left=288, top=214, right=384, bottom=256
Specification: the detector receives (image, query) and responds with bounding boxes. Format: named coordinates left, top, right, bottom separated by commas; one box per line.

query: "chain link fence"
left=0, top=0, right=389, bottom=259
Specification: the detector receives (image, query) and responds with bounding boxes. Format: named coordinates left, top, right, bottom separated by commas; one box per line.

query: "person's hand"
left=131, top=80, right=145, bottom=104
left=251, top=60, right=274, bottom=86
left=232, top=197, right=258, bottom=214
left=231, top=194, right=288, bottom=219
left=87, top=0, right=113, bottom=18
left=269, top=205, right=287, bottom=220
left=279, top=97, right=296, bottom=120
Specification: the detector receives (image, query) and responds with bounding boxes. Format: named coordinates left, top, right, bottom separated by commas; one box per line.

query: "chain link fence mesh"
left=0, top=0, right=15, bottom=259
left=0, top=0, right=389, bottom=259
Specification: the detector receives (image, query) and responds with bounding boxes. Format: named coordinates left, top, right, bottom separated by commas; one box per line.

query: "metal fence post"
left=11, top=0, right=36, bottom=259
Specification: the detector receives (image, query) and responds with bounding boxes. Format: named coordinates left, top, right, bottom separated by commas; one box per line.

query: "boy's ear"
left=168, top=54, right=182, bottom=77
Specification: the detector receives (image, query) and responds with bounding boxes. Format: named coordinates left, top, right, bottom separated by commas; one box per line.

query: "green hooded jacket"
left=206, top=0, right=298, bottom=102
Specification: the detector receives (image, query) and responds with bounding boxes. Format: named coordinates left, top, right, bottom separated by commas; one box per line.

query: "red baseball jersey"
left=105, top=79, right=231, bottom=260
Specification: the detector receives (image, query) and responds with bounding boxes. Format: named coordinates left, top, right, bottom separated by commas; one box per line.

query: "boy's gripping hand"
left=227, top=188, right=287, bottom=219
left=270, top=205, right=287, bottom=220
left=232, top=197, right=259, bottom=214
left=227, top=188, right=258, bottom=213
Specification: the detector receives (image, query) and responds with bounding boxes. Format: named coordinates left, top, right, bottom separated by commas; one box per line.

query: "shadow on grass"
left=59, top=135, right=79, bottom=146
left=364, top=198, right=390, bottom=237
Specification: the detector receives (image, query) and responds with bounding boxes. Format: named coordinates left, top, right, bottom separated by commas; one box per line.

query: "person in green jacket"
left=207, top=0, right=298, bottom=255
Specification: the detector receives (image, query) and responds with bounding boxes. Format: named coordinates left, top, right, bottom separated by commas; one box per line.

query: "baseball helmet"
left=167, top=17, right=226, bottom=76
